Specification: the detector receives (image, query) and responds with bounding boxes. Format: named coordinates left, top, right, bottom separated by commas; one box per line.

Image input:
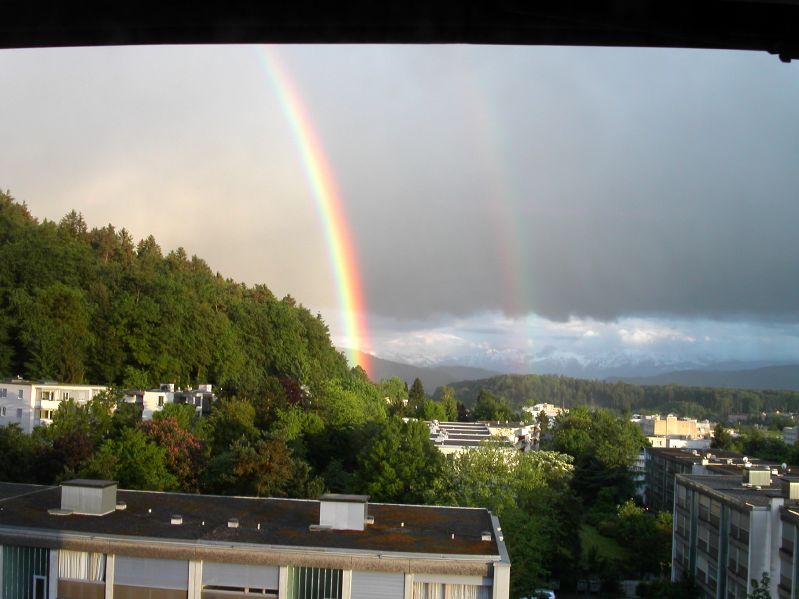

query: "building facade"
left=670, top=470, right=799, bottom=599
left=646, top=446, right=775, bottom=513
left=0, top=380, right=107, bottom=434
left=0, top=480, right=510, bottom=599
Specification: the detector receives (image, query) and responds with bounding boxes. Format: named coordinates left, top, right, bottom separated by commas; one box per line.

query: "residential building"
left=0, top=379, right=107, bottom=434
left=646, top=446, right=776, bottom=512
left=783, top=426, right=799, bottom=446
left=426, top=421, right=513, bottom=455
left=522, top=403, right=564, bottom=425
left=123, top=383, right=216, bottom=419
left=673, top=469, right=794, bottom=599
left=0, top=479, right=510, bottom=599
left=635, top=414, right=701, bottom=439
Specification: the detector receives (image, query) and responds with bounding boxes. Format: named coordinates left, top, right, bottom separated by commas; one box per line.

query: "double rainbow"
left=256, top=46, right=371, bottom=376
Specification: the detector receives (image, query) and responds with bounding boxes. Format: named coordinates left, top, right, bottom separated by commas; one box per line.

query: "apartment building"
left=122, top=384, right=216, bottom=420
left=427, top=421, right=515, bottom=455
left=672, top=469, right=797, bottom=599
left=645, top=446, right=775, bottom=512
left=0, top=380, right=107, bottom=433
left=0, top=479, right=510, bottom=599
left=783, top=426, right=799, bottom=446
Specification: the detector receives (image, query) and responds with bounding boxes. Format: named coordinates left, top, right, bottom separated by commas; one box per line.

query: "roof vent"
left=365, top=515, right=375, bottom=525
left=319, top=494, right=369, bottom=531
left=743, top=468, right=771, bottom=487
left=781, top=477, right=799, bottom=500
left=481, top=531, right=492, bottom=541
left=228, top=518, right=239, bottom=528
left=60, top=480, right=117, bottom=516
left=171, top=515, right=183, bottom=525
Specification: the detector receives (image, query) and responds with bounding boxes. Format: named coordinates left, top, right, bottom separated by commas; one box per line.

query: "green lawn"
left=580, top=524, right=628, bottom=561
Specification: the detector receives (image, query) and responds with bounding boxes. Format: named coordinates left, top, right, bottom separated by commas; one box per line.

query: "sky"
left=2, top=44, right=799, bottom=373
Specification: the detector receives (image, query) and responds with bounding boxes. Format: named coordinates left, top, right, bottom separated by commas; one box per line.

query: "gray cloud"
left=2, top=45, right=799, bottom=327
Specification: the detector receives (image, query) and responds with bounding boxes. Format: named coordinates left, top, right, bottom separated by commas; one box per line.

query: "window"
left=17, top=408, right=22, bottom=419
left=0, top=388, right=6, bottom=398
left=158, top=395, right=164, bottom=407
left=62, top=391, right=70, bottom=400
left=58, top=550, right=105, bottom=582
left=18, top=390, right=23, bottom=399
left=286, top=567, right=342, bottom=599
left=412, top=583, right=491, bottom=599
left=1, top=407, right=5, bottom=416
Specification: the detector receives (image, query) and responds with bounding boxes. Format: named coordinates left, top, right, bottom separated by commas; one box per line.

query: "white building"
left=784, top=426, right=799, bottom=446
left=0, top=379, right=107, bottom=433
left=123, top=383, right=216, bottom=420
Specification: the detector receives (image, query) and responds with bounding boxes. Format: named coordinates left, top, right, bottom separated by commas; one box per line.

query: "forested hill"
left=0, top=191, right=354, bottom=396
left=437, top=373, right=799, bottom=420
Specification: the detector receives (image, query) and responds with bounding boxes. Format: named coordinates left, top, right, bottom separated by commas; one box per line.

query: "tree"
left=712, top=422, right=734, bottom=450
left=408, top=378, right=426, bottom=416
left=472, top=389, right=515, bottom=421
left=205, top=437, right=322, bottom=498
left=82, top=428, right=176, bottom=491
left=141, top=416, right=205, bottom=492
left=748, top=572, right=772, bottom=599
left=546, top=406, right=645, bottom=505
left=440, top=386, right=458, bottom=421
left=208, top=397, right=259, bottom=454
left=0, top=424, right=35, bottom=482
left=380, top=376, right=409, bottom=416
left=355, top=418, right=444, bottom=503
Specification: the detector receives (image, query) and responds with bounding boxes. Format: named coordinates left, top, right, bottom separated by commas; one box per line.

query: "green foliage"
left=613, top=500, right=673, bottom=577
left=472, top=389, right=516, bottom=421
left=0, top=424, right=35, bottom=482
left=546, top=406, right=644, bottom=505
left=439, top=386, right=458, bottom=421
left=439, top=440, right=573, bottom=516
left=82, top=428, right=177, bottom=490
left=355, top=418, right=444, bottom=503
left=379, top=376, right=408, bottom=416
left=408, top=377, right=426, bottom=415
left=0, top=195, right=350, bottom=395
left=141, top=417, right=205, bottom=492
left=712, top=422, right=734, bottom=450
left=440, top=373, right=799, bottom=422
left=208, top=398, right=259, bottom=454
left=748, top=572, right=772, bottom=599
left=205, top=437, right=322, bottom=498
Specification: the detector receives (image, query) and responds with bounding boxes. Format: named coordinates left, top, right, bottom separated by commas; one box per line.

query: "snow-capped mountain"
left=378, top=347, right=790, bottom=381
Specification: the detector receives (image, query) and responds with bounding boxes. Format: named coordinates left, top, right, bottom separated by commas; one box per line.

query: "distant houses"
left=0, top=378, right=216, bottom=433
left=0, top=379, right=107, bottom=433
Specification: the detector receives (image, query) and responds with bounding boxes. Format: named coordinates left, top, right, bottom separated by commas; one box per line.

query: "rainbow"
left=255, top=46, right=371, bottom=376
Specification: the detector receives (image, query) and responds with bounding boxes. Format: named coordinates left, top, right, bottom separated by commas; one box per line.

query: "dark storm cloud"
left=288, top=46, right=799, bottom=322
left=2, top=45, right=798, bottom=326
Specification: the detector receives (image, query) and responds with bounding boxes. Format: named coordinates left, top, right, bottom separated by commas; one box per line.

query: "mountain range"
left=356, top=348, right=799, bottom=394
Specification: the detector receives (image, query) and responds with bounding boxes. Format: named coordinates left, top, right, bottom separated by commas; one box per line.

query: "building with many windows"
left=0, top=480, right=510, bottom=599
left=672, top=469, right=796, bottom=599
left=645, top=446, right=776, bottom=512
left=0, top=380, right=107, bottom=433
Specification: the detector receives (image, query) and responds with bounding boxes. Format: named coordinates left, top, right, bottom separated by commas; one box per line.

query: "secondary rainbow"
left=255, top=46, right=371, bottom=375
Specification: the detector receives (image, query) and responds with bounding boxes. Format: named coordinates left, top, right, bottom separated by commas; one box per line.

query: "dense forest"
left=439, top=373, right=799, bottom=421
left=0, top=191, right=354, bottom=397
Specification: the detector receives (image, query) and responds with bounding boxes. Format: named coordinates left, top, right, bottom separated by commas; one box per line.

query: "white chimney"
left=319, top=494, right=369, bottom=531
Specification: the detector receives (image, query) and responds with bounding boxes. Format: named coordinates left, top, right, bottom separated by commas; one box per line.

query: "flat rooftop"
left=676, top=474, right=782, bottom=508
left=0, top=485, right=500, bottom=557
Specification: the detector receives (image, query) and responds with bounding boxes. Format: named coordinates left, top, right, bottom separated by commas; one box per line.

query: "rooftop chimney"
left=59, top=480, right=117, bottom=516
left=318, top=494, right=369, bottom=531
left=743, top=468, right=771, bottom=487
left=782, top=477, right=799, bottom=500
